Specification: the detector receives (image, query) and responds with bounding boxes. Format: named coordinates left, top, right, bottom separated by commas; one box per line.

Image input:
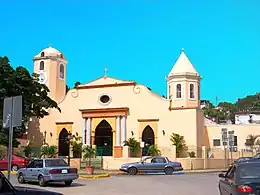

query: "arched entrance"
left=58, top=128, right=69, bottom=157
left=142, top=125, right=155, bottom=156
left=95, top=120, right=113, bottom=156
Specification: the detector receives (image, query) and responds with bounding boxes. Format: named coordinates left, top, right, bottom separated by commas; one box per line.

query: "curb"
left=108, top=169, right=226, bottom=175
left=79, top=173, right=110, bottom=179
left=2, top=171, right=17, bottom=175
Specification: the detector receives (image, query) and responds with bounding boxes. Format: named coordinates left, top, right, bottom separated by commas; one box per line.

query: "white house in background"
left=235, top=111, right=260, bottom=124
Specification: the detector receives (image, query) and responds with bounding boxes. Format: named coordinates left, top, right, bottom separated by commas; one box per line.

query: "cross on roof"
left=104, top=68, right=108, bottom=77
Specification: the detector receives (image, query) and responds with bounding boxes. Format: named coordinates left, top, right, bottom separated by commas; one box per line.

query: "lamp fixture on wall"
left=162, top=130, right=165, bottom=136
left=131, top=131, right=134, bottom=136
left=76, top=132, right=78, bottom=136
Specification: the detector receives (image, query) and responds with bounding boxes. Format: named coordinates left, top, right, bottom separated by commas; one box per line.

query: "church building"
left=27, top=46, right=205, bottom=159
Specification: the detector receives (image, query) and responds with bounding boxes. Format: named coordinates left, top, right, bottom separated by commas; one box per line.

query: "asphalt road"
left=8, top=173, right=220, bottom=195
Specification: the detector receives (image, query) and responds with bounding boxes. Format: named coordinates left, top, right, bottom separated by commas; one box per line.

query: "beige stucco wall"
left=28, top=77, right=203, bottom=158
left=206, top=124, right=260, bottom=149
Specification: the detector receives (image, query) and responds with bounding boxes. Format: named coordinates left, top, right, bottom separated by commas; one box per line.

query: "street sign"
left=3, top=96, right=22, bottom=128
left=2, top=96, right=22, bottom=181
left=221, top=128, right=228, bottom=145
left=228, top=130, right=235, bottom=146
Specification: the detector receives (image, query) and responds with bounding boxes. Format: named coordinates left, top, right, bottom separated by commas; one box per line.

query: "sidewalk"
left=79, top=168, right=227, bottom=175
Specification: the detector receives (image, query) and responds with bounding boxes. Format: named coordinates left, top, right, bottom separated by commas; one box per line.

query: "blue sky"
left=1, top=0, right=260, bottom=104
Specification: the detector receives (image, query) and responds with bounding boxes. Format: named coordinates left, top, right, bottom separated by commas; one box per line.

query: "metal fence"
left=80, top=156, right=103, bottom=169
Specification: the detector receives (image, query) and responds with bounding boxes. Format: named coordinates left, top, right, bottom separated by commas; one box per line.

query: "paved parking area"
left=9, top=173, right=220, bottom=195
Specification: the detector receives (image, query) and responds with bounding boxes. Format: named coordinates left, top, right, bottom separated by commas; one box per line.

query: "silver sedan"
left=17, top=158, right=78, bottom=186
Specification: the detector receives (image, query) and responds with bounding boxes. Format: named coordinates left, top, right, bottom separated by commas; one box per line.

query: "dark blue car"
left=219, top=159, right=260, bottom=195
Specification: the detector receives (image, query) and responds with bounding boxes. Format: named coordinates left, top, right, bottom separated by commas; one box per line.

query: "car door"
left=30, top=160, right=43, bottom=181
left=219, top=165, right=236, bottom=195
left=151, top=157, right=168, bottom=172
left=25, top=160, right=37, bottom=180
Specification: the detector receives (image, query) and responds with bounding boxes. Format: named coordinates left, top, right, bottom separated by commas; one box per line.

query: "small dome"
left=34, top=45, right=64, bottom=58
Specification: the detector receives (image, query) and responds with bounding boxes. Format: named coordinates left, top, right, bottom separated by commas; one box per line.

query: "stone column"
left=82, top=118, right=86, bottom=144
left=86, top=118, right=91, bottom=146
left=116, top=116, right=121, bottom=146
left=114, top=116, right=122, bottom=158
left=121, top=116, right=127, bottom=146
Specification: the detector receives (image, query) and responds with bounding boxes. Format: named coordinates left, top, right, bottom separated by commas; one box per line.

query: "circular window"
left=100, top=95, right=111, bottom=104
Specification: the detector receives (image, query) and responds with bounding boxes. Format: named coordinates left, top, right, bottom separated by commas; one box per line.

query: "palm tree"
left=123, top=138, right=140, bottom=154
left=170, top=133, right=187, bottom=157
left=245, top=134, right=260, bottom=151
left=40, top=145, right=57, bottom=158
left=82, top=146, right=96, bottom=167
left=147, top=145, right=161, bottom=156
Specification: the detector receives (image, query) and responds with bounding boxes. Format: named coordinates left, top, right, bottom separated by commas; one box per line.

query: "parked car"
left=119, top=156, right=183, bottom=175
left=0, top=154, right=30, bottom=171
left=0, top=170, right=63, bottom=195
left=219, top=159, right=260, bottom=195
left=17, top=158, right=79, bottom=186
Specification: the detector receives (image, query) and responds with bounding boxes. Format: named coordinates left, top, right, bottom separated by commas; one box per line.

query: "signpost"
left=228, top=130, right=235, bottom=163
left=3, top=96, right=22, bottom=181
left=221, top=128, right=228, bottom=168
left=140, top=142, right=144, bottom=161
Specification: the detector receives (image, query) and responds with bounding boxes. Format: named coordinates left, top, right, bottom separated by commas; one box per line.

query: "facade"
left=27, top=46, right=204, bottom=158
left=27, top=46, right=260, bottom=161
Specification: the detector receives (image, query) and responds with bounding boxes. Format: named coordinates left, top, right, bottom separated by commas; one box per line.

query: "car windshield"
left=45, top=159, right=68, bottom=167
left=239, top=164, right=260, bottom=179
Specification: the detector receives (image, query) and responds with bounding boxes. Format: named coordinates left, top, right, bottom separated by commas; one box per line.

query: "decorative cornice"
left=55, top=122, right=74, bottom=125
left=76, top=82, right=136, bottom=90
left=137, top=119, right=159, bottom=122
left=80, top=107, right=129, bottom=118
left=169, top=106, right=199, bottom=110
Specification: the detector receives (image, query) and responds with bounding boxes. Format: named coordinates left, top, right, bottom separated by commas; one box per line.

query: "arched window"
left=176, top=84, right=182, bottom=98
left=190, top=84, right=195, bottom=99
left=41, top=52, right=45, bottom=57
left=39, top=61, right=44, bottom=70
left=59, top=64, right=64, bottom=79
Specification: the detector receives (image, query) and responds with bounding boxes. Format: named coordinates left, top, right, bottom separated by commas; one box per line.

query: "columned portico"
left=86, top=118, right=92, bottom=146
left=116, top=116, right=121, bottom=146
left=80, top=107, right=129, bottom=158
left=121, top=116, right=127, bottom=146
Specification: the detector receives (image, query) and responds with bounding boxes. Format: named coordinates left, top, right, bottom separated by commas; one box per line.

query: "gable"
left=79, top=76, right=134, bottom=87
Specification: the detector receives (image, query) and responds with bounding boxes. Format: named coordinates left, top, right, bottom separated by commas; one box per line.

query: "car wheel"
left=11, top=164, right=19, bottom=171
left=164, top=167, right=174, bottom=175
left=128, top=167, right=137, bottom=175
left=38, top=175, right=46, bottom=187
left=18, top=173, right=25, bottom=184
left=64, top=180, right=73, bottom=186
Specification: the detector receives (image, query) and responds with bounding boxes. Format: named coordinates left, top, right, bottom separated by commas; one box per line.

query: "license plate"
left=61, top=169, right=68, bottom=174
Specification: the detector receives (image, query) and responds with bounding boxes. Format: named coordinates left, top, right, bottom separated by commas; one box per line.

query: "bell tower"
left=167, top=49, right=201, bottom=109
left=33, top=45, right=67, bottom=103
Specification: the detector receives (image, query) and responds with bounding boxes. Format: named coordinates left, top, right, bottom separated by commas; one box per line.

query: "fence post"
left=202, top=146, right=207, bottom=169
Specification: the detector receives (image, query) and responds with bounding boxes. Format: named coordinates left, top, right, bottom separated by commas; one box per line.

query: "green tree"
left=147, top=145, right=161, bottom=156
left=170, top=133, right=188, bottom=157
left=40, top=145, right=57, bottom=158
left=123, top=137, right=140, bottom=153
left=245, top=134, right=260, bottom=150
left=74, top=81, right=81, bottom=88
left=0, top=56, right=60, bottom=147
